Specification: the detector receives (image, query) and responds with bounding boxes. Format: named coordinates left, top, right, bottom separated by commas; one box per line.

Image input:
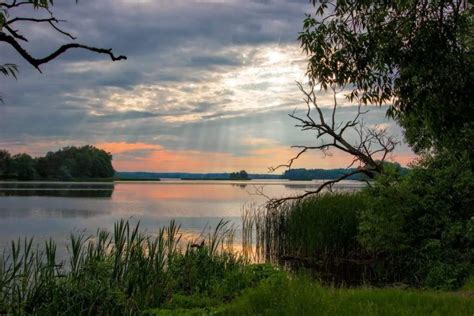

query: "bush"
left=359, top=152, right=474, bottom=289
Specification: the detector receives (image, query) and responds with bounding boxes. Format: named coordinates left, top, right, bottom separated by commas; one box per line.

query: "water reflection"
left=0, top=182, right=114, bottom=198
left=0, top=180, right=365, bottom=250
left=0, top=190, right=114, bottom=197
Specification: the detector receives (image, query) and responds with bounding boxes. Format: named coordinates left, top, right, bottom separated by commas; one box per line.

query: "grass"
left=0, top=219, right=277, bottom=315
left=220, top=275, right=474, bottom=316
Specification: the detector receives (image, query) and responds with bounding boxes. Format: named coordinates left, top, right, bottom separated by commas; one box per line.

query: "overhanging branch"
left=0, top=32, right=127, bottom=72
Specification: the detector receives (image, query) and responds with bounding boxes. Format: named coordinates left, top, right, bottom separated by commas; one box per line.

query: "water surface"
left=0, top=180, right=364, bottom=250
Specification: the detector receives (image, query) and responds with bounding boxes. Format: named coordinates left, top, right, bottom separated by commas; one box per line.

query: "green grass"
left=220, top=275, right=474, bottom=316
left=0, top=219, right=278, bottom=315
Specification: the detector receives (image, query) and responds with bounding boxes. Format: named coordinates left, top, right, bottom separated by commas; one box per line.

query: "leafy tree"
left=10, top=153, right=36, bottom=180
left=0, top=149, right=11, bottom=177
left=2, top=145, right=114, bottom=180
left=268, top=1, right=474, bottom=289
left=38, top=145, right=115, bottom=180
left=299, top=1, right=473, bottom=156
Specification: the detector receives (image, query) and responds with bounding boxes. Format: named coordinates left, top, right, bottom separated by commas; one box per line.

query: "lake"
left=0, top=180, right=364, bottom=251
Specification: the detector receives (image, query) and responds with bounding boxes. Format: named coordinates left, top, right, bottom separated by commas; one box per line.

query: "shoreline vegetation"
left=0, top=215, right=472, bottom=315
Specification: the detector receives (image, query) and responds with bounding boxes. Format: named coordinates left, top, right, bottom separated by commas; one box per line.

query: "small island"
left=229, top=170, right=250, bottom=180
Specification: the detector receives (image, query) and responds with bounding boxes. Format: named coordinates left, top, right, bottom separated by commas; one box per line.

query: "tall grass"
left=242, top=193, right=372, bottom=284
left=0, top=219, right=253, bottom=315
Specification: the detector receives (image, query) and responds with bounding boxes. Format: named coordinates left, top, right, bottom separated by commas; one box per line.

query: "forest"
left=0, top=145, right=115, bottom=181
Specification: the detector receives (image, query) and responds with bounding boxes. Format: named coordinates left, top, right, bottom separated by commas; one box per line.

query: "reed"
left=0, top=219, right=251, bottom=315
left=242, top=193, right=371, bottom=284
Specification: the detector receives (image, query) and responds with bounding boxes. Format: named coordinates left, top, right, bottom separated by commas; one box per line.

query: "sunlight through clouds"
left=69, top=44, right=307, bottom=122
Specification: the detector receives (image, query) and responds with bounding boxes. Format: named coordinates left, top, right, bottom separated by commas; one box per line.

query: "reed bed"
left=0, top=219, right=255, bottom=315
left=242, top=193, right=372, bottom=284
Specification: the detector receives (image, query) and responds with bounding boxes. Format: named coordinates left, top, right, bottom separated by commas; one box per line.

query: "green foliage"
left=36, top=145, right=115, bottom=180
left=359, top=152, right=474, bottom=289
left=285, top=194, right=366, bottom=260
left=300, top=1, right=473, bottom=155
left=220, top=275, right=474, bottom=316
left=0, top=145, right=115, bottom=181
left=9, top=153, right=37, bottom=180
left=0, top=150, right=11, bottom=176
left=281, top=167, right=394, bottom=180
left=243, top=194, right=370, bottom=285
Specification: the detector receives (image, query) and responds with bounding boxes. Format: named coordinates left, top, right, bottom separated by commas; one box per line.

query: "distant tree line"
left=282, top=164, right=408, bottom=181
left=282, top=168, right=366, bottom=180
left=0, top=146, right=115, bottom=181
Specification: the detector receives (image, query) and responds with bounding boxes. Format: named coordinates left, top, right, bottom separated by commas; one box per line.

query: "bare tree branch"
left=0, top=32, right=126, bottom=72
left=267, top=82, right=399, bottom=207
left=0, top=0, right=126, bottom=72
left=267, top=169, right=365, bottom=208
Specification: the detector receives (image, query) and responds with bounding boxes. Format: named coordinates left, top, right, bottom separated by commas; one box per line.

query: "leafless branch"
left=267, top=169, right=364, bottom=209
left=0, top=1, right=126, bottom=72
left=267, top=82, right=399, bottom=207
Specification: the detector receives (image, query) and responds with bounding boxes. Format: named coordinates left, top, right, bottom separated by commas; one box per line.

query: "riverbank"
left=0, top=218, right=472, bottom=315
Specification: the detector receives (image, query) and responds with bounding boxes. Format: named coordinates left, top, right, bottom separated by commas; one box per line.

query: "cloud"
left=241, top=137, right=277, bottom=147
left=0, top=0, right=417, bottom=171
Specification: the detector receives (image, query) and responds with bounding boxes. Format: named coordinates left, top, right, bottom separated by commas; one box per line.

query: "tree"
left=0, top=0, right=126, bottom=98
left=35, top=145, right=115, bottom=180
left=230, top=170, right=249, bottom=180
left=0, top=149, right=11, bottom=177
left=299, top=0, right=472, bottom=156
left=10, top=153, right=36, bottom=180
left=268, top=83, right=397, bottom=207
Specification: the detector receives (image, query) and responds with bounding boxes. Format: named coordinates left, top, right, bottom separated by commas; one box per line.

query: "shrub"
left=359, top=152, right=474, bottom=289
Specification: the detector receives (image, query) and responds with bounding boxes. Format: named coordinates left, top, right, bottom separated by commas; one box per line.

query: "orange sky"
left=95, top=141, right=416, bottom=173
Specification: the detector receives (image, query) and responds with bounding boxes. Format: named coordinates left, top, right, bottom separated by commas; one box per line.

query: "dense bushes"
left=253, top=153, right=473, bottom=289
left=359, top=152, right=474, bottom=289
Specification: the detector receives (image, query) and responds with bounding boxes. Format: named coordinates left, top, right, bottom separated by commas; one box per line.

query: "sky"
left=0, top=0, right=416, bottom=173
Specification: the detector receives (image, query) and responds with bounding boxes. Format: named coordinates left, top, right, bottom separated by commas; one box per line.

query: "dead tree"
left=0, top=0, right=126, bottom=73
left=267, top=82, right=398, bottom=208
